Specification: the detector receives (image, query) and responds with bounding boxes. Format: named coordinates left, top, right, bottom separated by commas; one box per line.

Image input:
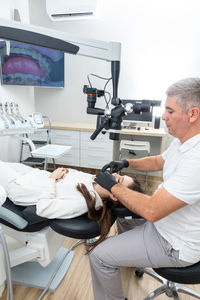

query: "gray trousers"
left=89, top=218, right=192, bottom=300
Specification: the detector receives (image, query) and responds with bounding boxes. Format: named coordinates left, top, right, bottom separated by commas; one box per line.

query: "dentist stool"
left=112, top=206, right=200, bottom=300
left=135, top=264, right=200, bottom=299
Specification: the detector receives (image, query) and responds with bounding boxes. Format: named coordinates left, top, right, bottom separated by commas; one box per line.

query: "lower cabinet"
left=51, top=129, right=113, bottom=169
left=51, top=130, right=80, bottom=167
left=80, top=131, right=113, bottom=169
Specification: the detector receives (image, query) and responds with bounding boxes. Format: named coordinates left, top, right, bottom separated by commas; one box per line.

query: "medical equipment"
left=31, top=113, right=44, bottom=129
left=84, top=79, right=162, bottom=140
left=0, top=18, right=124, bottom=140
left=0, top=198, right=103, bottom=300
left=1, top=18, right=151, bottom=141
left=20, top=114, right=71, bottom=170
left=121, top=99, right=162, bottom=129
left=10, top=102, right=27, bottom=124
left=83, top=71, right=134, bottom=140
left=31, top=144, right=72, bottom=159
left=0, top=102, right=36, bottom=135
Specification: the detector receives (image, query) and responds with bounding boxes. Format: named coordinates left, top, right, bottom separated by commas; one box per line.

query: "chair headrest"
left=1, top=198, right=49, bottom=231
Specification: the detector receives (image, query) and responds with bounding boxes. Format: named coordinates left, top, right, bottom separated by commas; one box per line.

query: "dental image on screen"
left=0, top=41, right=64, bottom=87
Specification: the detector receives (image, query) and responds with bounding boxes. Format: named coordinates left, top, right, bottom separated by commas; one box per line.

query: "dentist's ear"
left=188, top=107, right=200, bottom=123
left=109, top=193, right=118, bottom=202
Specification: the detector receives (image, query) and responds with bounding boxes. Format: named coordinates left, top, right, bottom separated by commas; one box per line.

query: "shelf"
left=31, top=144, right=72, bottom=159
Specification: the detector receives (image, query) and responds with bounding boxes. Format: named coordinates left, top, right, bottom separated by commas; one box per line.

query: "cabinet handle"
left=84, top=155, right=106, bottom=159
left=85, top=146, right=105, bottom=151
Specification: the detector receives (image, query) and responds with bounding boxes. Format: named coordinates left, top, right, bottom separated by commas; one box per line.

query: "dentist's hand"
left=94, top=171, right=118, bottom=192
left=101, top=159, right=129, bottom=173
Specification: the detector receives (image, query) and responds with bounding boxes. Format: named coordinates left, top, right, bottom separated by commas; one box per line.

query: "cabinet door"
left=51, top=130, right=79, bottom=148
left=80, top=131, right=113, bottom=150
left=80, top=131, right=113, bottom=169
left=81, top=150, right=113, bottom=169
left=54, top=149, right=80, bottom=166
left=51, top=130, right=80, bottom=166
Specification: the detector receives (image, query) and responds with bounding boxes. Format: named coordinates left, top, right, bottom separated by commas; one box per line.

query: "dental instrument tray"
left=31, top=144, right=72, bottom=158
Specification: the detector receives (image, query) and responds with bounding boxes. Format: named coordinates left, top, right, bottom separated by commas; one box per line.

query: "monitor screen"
left=122, top=99, right=153, bottom=124
left=0, top=41, right=64, bottom=87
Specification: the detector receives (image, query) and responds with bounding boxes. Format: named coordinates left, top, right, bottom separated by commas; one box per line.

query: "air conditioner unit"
left=46, top=0, right=98, bottom=21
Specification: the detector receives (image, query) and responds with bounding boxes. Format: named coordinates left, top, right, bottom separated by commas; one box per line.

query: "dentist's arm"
left=128, top=155, right=165, bottom=172
left=102, top=155, right=164, bottom=173
left=94, top=171, right=186, bottom=222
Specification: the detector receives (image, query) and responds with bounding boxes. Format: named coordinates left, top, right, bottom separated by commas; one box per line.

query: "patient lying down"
left=0, top=162, right=143, bottom=251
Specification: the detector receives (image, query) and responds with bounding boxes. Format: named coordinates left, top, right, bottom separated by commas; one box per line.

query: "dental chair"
left=0, top=198, right=103, bottom=300
left=5, top=199, right=198, bottom=300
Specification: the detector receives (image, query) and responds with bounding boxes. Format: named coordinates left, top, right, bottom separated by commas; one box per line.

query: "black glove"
left=94, top=172, right=117, bottom=192
left=101, top=159, right=129, bottom=173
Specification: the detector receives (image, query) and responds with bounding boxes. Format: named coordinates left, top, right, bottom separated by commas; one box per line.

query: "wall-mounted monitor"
left=0, top=41, right=64, bottom=87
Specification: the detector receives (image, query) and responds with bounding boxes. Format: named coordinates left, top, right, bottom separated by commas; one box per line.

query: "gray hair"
left=166, top=78, right=200, bottom=112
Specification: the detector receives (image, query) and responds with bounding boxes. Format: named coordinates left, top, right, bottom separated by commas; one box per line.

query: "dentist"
left=90, top=77, right=200, bottom=300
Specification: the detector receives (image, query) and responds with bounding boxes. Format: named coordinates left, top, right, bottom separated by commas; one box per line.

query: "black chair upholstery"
left=0, top=198, right=103, bottom=239
left=112, top=206, right=141, bottom=219
left=49, top=214, right=101, bottom=239
left=153, top=262, right=200, bottom=284
left=135, top=259, right=200, bottom=300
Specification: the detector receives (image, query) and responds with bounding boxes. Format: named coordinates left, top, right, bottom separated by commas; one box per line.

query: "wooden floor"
left=1, top=224, right=200, bottom=300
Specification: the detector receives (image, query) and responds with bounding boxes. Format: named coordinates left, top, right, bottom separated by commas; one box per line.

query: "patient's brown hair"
left=76, top=178, right=143, bottom=253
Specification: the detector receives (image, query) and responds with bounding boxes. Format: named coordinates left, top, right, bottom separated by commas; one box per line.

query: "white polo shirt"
left=154, top=134, right=200, bottom=263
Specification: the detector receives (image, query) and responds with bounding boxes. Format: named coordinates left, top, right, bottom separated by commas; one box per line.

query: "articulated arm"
left=0, top=18, right=121, bottom=61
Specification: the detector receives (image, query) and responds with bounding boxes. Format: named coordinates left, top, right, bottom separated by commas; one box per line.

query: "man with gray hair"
left=90, top=78, right=200, bottom=300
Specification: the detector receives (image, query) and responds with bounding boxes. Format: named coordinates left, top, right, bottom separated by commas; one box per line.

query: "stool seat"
left=49, top=214, right=101, bottom=239
left=153, top=261, right=200, bottom=284
left=120, top=140, right=150, bottom=153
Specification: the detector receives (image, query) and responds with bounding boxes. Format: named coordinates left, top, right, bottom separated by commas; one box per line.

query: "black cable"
left=104, top=91, right=111, bottom=106
left=89, top=73, right=111, bottom=81
left=104, top=78, right=112, bottom=106
left=87, top=73, right=112, bottom=107
left=87, top=75, right=92, bottom=88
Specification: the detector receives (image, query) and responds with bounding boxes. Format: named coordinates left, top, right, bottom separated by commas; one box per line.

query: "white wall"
left=0, top=0, right=35, bottom=161
left=30, top=0, right=200, bottom=138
